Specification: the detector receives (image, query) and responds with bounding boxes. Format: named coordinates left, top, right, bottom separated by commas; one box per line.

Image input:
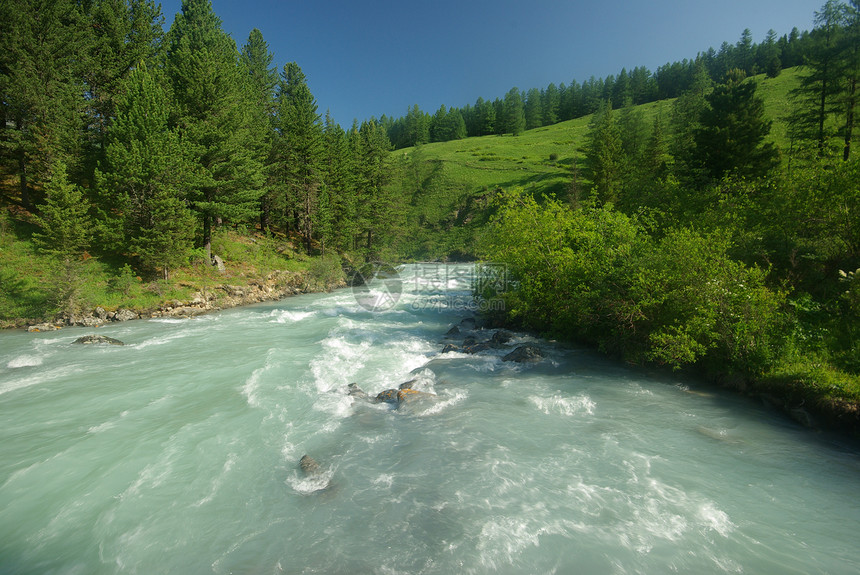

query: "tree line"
left=384, top=18, right=830, bottom=149
left=0, top=0, right=397, bottom=281
left=480, top=0, right=860, bottom=383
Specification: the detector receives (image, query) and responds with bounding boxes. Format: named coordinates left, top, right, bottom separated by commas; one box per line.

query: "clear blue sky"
left=160, top=0, right=823, bottom=127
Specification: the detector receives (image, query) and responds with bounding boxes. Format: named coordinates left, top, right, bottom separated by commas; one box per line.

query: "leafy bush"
left=480, top=189, right=786, bottom=375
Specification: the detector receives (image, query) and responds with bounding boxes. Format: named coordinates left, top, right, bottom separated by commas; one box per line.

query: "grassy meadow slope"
left=391, top=67, right=802, bottom=260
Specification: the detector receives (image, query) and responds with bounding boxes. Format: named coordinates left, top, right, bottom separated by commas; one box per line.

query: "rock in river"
left=502, top=344, right=542, bottom=363
left=73, top=334, right=125, bottom=346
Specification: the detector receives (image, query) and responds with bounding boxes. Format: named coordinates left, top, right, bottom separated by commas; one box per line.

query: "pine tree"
left=0, top=0, right=90, bottom=209
left=32, top=161, right=92, bottom=316
left=584, top=102, right=624, bottom=203
left=694, top=69, right=779, bottom=181
left=542, top=83, right=560, bottom=125
left=789, top=0, right=846, bottom=157
left=239, top=28, right=278, bottom=230
left=272, top=62, right=324, bottom=253
left=322, top=111, right=356, bottom=253
left=96, top=62, right=195, bottom=279
left=165, top=0, right=264, bottom=262
left=502, top=88, right=526, bottom=135
left=838, top=1, right=860, bottom=160
left=524, top=88, right=543, bottom=130
left=82, top=0, right=163, bottom=180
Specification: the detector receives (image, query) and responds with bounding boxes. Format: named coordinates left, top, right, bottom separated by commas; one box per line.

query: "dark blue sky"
left=160, top=0, right=823, bottom=126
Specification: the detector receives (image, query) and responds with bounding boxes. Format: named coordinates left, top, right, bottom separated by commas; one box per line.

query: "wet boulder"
left=398, top=379, right=417, bottom=390
left=460, top=317, right=477, bottom=330
left=396, top=388, right=437, bottom=404
left=441, top=344, right=460, bottom=354
left=502, top=344, right=543, bottom=363
left=73, top=334, right=125, bottom=346
left=299, top=454, right=321, bottom=475
left=491, top=329, right=514, bottom=345
left=374, top=389, right=400, bottom=404
left=444, top=326, right=461, bottom=337
left=347, top=383, right=369, bottom=400
left=464, top=343, right=492, bottom=354
left=462, top=336, right=477, bottom=347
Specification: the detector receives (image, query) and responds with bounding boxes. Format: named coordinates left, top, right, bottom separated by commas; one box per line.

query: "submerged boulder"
left=73, top=334, right=125, bottom=346
left=491, top=329, right=514, bottom=345
left=502, top=344, right=542, bottom=363
left=299, top=454, right=321, bottom=475
left=347, top=383, right=369, bottom=400
left=445, top=326, right=461, bottom=337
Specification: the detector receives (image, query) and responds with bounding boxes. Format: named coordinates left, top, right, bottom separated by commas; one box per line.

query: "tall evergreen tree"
left=96, top=62, right=195, bottom=279
left=502, top=87, right=526, bottom=135
left=584, top=101, right=624, bottom=203
left=524, top=88, right=543, bottom=130
left=239, top=28, right=278, bottom=230
left=272, top=62, right=324, bottom=253
left=165, top=0, right=263, bottom=262
left=542, top=83, right=560, bottom=125
left=32, top=161, right=92, bottom=316
left=322, top=111, right=356, bottom=253
left=694, top=69, right=779, bottom=181
left=0, top=0, right=90, bottom=209
left=82, top=0, right=163, bottom=180
left=790, top=0, right=846, bottom=157
left=838, top=1, right=860, bottom=160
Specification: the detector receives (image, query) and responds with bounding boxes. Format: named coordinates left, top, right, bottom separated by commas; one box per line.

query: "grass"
left=389, top=69, right=804, bottom=260
left=0, top=215, right=339, bottom=327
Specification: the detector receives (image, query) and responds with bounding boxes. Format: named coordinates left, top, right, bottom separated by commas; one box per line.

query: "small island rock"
left=73, top=334, right=125, bottom=346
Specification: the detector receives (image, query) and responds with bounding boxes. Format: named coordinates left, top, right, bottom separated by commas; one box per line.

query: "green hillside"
left=390, top=68, right=803, bottom=260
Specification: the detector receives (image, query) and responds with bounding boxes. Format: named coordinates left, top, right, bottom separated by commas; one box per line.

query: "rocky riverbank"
left=25, top=269, right=346, bottom=332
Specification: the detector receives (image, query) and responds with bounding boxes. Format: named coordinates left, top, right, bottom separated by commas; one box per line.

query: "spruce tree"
left=789, top=0, right=846, bottom=157
left=96, top=62, right=195, bottom=279
left=0, top=0, right=90, bottom=209
left=322, top=111, right=356, bottom=253
left=165, top=0, right=264, bottom=263
left=82, top=0, right=163, bottom=180
left=502, top=88, right=526, bottom=135
left=584, top=102, right=624, bottom=204
left=239, top=29, right=278, bottom=231
left=272, top=62, right=324, bottom=253
left=694, top=69, right=779, bottom=181
left=32, top=161, right=92, bottom=317
left=524, top=88, right=543, bottom=130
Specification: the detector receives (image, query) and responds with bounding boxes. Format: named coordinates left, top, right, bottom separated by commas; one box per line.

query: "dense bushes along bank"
left=478, top=190, right=860, bottom=435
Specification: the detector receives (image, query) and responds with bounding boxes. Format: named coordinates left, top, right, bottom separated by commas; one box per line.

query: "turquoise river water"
left=1, top=263, right=859, bottom=574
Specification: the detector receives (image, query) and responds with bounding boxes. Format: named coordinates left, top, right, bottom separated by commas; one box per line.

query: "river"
left=1, top=263, right=858, bottom=574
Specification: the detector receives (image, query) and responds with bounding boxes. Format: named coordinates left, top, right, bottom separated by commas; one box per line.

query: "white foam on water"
left=6, top=354, right=44, bottom=368
left=697, top=502, right=735, bottom=538
left=241, top=348, right=281, bottom=408
left=87, top=411, right=129, bottom=434
left=286, top=467, right=334, bottom=495
left=0, top=365, right=84, bottom=396
left=269, top=309, right=315, bottom=323
left=193, top=453, right=237, bottom=507
left=530, top=393, right=596, bottom=417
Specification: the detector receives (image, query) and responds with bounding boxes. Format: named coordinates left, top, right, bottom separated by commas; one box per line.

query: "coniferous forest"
left=1, top=0, right=859, bottom=428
